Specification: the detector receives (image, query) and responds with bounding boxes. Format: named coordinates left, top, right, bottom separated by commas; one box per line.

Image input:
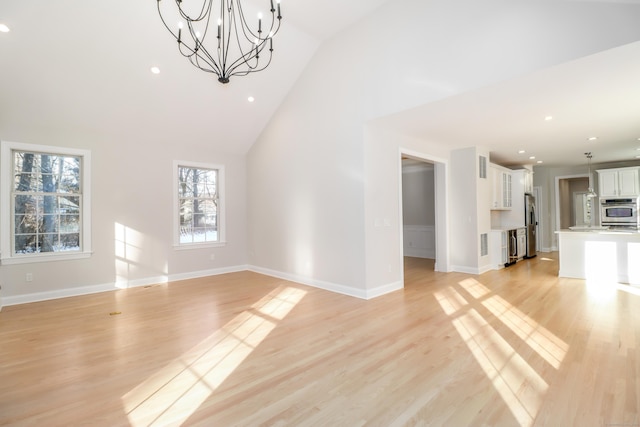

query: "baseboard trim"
left=2, top=264, right=403, bottom=307
left=4, top=282, right=117, bottom=306
left=248, top=265, right=371, bottom=299
left=168, top=265, right=248, bottom=282
left=2, top=265, right=249, bottom=307
left=247, top=266, right=403, bottom=300
left=451, top=265, right=483, bottom=275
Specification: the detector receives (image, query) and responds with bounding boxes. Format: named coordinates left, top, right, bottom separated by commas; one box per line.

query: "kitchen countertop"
left=557, top=227, right=640, bottom=235
left=491, top=227, right=525, bottom=231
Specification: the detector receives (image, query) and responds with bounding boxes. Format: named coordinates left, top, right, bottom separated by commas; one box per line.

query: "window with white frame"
left=1, top=141, right=92, bottom=264
left=174, top=161, right=225, bottom=247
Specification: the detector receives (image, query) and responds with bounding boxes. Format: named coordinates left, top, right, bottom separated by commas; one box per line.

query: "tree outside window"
left=12, top=151, right=82, bottom=254
left=177, top=165, right=220, bottom=244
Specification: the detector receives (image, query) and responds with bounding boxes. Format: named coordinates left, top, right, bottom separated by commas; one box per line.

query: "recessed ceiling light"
left=248, top=96, right=255, bottom=103
left=518, top=150, right=526, bottom=154
left=0, top=24, right=10, bottom=33
left=544, top=116, right=553, bottom=121
left=150, top=66, right=160, bottom=74
left=587, top=136, right=598, bottom=141
left=537, top=160, right=543, bottom=164
left=529, top=156, right=536, bottom=160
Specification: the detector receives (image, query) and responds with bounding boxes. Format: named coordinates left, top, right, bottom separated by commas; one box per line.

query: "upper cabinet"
left=522, top=169, right=533, bottom=194
left=597, top=167, right=640, bottom=197
left=490, top=164, right=512, bottom=210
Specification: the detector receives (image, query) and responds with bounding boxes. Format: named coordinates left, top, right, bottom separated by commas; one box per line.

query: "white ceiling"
left=1, top=0, right=639, bottom=167
left=376, top=39, right=640, bottom=167
left=0, top=0, right=392, bottom=154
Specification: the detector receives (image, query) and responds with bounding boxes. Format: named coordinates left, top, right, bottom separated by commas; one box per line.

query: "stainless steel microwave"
left=600, top=197, right=638, bottom=226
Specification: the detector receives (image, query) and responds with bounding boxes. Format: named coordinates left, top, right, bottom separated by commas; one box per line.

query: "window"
left=173, top=161, right=225, bottom=248
left=1, top=141, right=92, bottom=264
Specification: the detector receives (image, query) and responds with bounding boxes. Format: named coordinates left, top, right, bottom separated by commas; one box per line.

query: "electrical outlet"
left=26, top=273, right=33, bottom=282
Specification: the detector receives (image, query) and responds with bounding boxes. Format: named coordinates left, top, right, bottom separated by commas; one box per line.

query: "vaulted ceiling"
left=1, top=0, right=639, bottom=167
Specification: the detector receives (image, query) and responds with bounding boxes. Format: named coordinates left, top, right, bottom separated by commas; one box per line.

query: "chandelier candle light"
left=156, top=0, right=282, bottom=84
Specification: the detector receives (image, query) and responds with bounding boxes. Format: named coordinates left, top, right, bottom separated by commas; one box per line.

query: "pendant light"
left=585, top=152, right=598, bottom=199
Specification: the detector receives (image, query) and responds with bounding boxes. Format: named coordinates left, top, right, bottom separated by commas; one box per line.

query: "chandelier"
left=156, top=0, right=282, bottom=84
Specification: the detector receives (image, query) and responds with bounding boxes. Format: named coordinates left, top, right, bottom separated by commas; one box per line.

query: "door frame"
left=398, top=148, right=449, bottom=288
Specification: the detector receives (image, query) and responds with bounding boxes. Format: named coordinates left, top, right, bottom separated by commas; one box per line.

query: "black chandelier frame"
left=157, top=0, right=282, bottom=84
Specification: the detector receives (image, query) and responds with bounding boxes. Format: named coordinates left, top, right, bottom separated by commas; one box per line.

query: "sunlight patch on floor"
left=458, top=278, right=491, bottom=299
left=434, top=287, right=469, bottom=315
left=434, top=279, right=570, bottom=426
left=482, top=295, right=568, bottom=369
left=616, top=283, right=640, bottom=296
left=452, top=309, right=548, bottom=427
left=122, top=285, right=307, bottom=426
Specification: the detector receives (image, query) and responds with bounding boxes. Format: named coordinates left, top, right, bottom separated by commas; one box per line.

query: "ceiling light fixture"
left=584, top=152, right=597, bottom=199
left=537, top=160, right=543, bottom=164
left=587, top=136, right=598, bottom=141
left=0, top=24, right=10, bottom=33
left=248, top=96, right=255, bottom=103
left=518, top=150, right=526, bottom=154
left=150, top=66, right=161, bottom=74
left=529, top=156, right=536, bottom=160
left=544, top=116, right=553, bottom=121
left=156, top=0, right=282, bottom=84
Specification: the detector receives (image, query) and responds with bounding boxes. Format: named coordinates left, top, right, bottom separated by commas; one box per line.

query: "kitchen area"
left=487, top=160, right=640, bottom=283
left=556, top=165, right=640, bottom=285
left=489, top=164, right=537, bottom=269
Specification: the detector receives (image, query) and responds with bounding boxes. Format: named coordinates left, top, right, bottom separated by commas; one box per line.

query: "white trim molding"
left=2, top=265, right=248, bottom=306
left=1, top=140, right=92, bottom=265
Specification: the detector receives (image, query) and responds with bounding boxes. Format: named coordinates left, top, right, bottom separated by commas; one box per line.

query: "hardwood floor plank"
left=1, top=254, right=640, bottom=426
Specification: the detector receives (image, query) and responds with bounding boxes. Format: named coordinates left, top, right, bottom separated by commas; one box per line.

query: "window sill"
left=1, top=251, right=92, bottom=265
left=173, top=241, right=227, bottom=251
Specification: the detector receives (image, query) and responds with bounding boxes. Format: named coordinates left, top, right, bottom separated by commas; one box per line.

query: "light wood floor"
left=1, top=253, right=639, bottom=426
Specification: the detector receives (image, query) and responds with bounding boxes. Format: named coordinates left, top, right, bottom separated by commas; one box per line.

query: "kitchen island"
left=557, top=229, right=640, bottom=285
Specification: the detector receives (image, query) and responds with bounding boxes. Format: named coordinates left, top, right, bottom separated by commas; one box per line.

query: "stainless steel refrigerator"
left=524, top=193, right=537, bottom=258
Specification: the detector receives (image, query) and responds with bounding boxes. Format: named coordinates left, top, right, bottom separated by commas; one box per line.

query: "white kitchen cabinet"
left=597, top=167, right=640, bottom=197
left=490, top=230, right=508, bottom=269
left=490, top=164, right=512, bottom=210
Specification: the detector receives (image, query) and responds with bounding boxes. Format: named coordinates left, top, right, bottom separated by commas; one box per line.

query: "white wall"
left=402, top=163, right=435, bottom=227
left=5, top=0, right=640, bottom=303
left=247, top=0, right=640, bottom=297
left=0, top=129, right=247, bottom=303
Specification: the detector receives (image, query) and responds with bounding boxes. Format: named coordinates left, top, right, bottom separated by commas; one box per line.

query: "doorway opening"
left=555, top=175, right=591, bottom=230
left=399, top=151, right=448, bottom=284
